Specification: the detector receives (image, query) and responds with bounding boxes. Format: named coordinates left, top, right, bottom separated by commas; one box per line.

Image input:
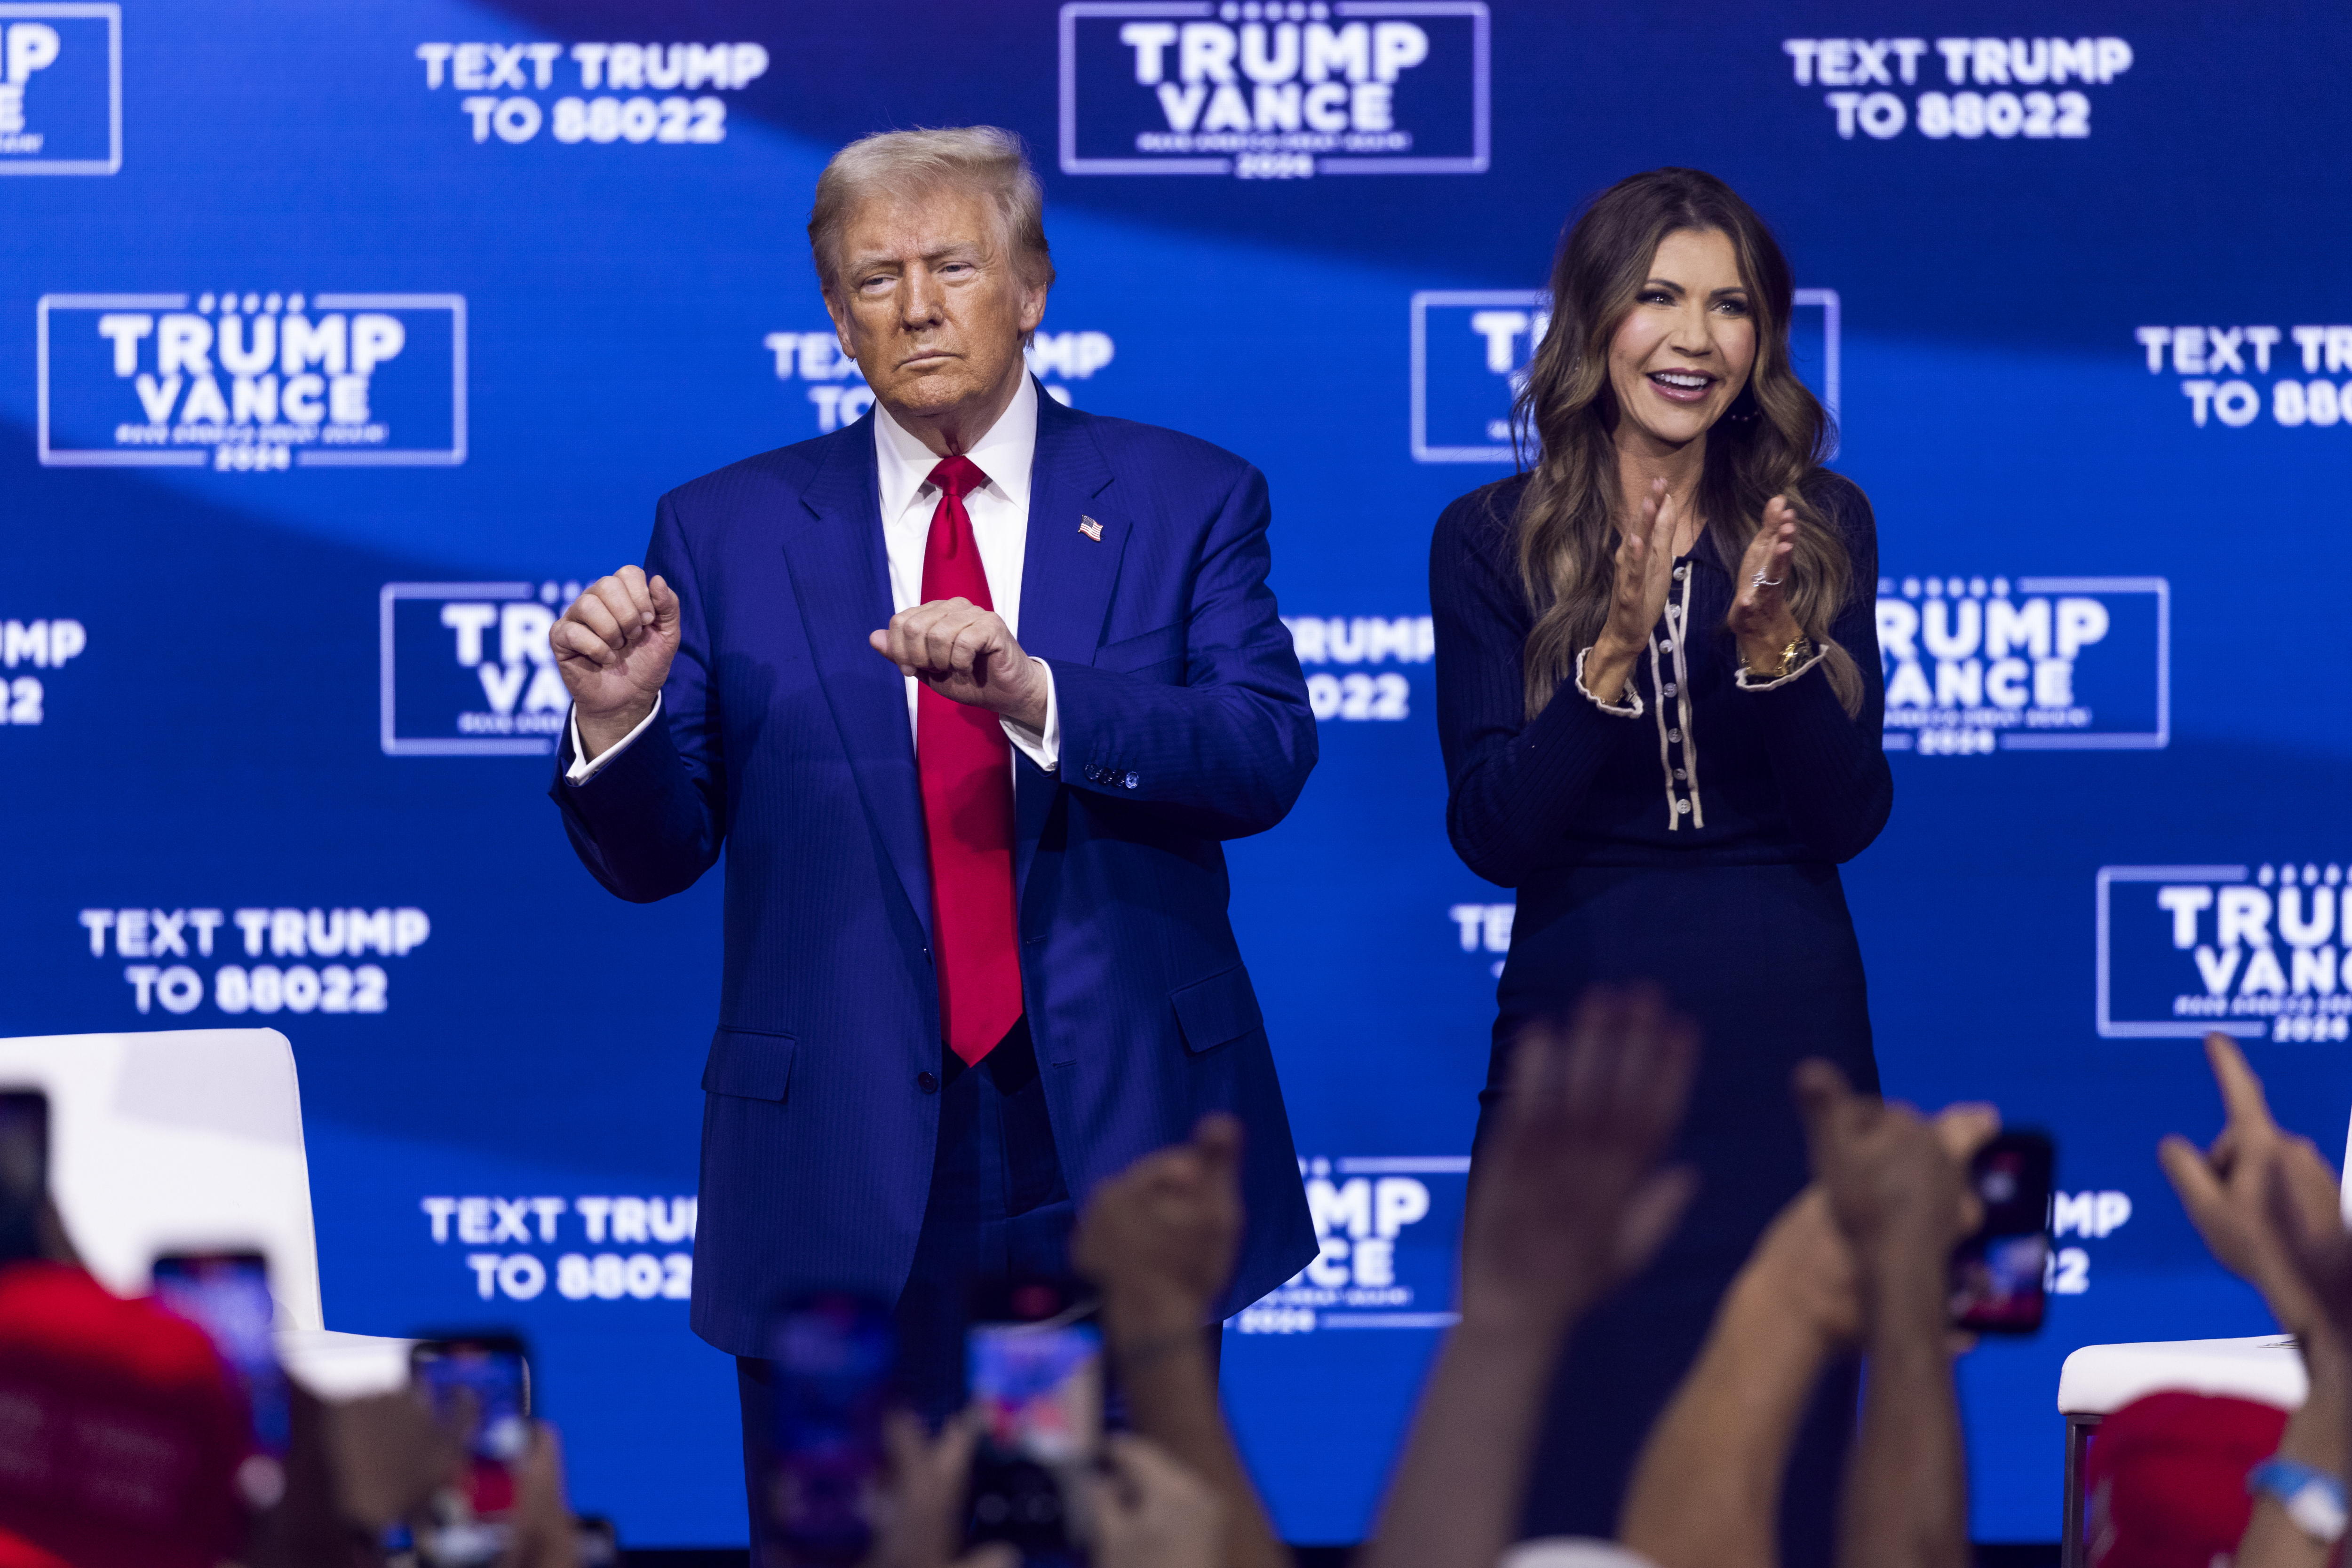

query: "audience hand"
left=1620, top=1095, right=1993, bottom=1568
left=1793, top=1062, right=1977, bottom=1568
left=1748, top=1101, right=1999, bottom=1352
left=343, top=1394, right=576, bottom=1568
left=1087, top=1435, right=1224, bottom=1568
left=322, top=1388, right=465, bottom=1534
left=2270, top=1139, right=2352, bottom=1353
left=2160, top=1031, right=2345, bottom=1342
left=1362, top=986, right=1698, bottom=1568
left=867, top=1412, right=1016, bottom=1568
left=1071, top=1114, right=1292, bottom=1568
left=1793, top=1061, right=1976, bottom=1287
left=501, top=1423, right=583, bottom=1568
left=2158, top=1037, right=2352, bottom=1568
left=1072, top=1111, right=1243, bottom=1339
left=1462, top=987, right=1699, bottom=1336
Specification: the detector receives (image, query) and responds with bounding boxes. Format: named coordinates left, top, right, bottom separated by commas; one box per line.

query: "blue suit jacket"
left=550, top=387, right=1320, bottom=1355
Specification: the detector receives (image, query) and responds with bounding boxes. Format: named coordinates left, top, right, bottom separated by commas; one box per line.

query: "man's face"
left=825, top=185, right=1047, bottom=429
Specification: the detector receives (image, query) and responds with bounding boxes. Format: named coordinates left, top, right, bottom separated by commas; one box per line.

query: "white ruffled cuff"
left=1573, top=646, right=1644, bottom=717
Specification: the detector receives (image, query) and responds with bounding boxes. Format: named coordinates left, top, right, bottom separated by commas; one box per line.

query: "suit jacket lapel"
left=780, top=418, right=935, bottom=942
left=1015, top=391, right=1126, bottom=896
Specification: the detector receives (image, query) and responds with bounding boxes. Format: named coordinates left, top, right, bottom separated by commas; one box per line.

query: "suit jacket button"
left=1123, top=772, right=1139, bottom=789
left=917, top=1071, right=939, bottom=1094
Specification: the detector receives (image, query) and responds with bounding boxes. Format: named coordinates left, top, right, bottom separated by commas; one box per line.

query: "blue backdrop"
left=4, top=0, right=2350, bottom=1545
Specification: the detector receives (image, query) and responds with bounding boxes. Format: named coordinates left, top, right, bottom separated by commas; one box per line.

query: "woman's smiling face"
left=1605, top=227, right=1758, bottom=452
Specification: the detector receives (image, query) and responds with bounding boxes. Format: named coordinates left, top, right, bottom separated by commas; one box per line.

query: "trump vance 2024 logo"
left=1877, top=575, right=2168, bottom=755
left=0, top=4, right=119, bottom=174
left=37, top=292, right=466, bottom=470
left=1059, top=1, right=1487, bottom=179
left=2099, top=863, right=2352, bottom=1043
left=380, top=582, right=588, bottom=757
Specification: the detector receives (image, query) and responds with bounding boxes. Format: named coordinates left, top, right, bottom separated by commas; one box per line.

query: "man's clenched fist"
left=552, top=566, right=681, bottom=760
left=868, top=597, right=1049, bottom=731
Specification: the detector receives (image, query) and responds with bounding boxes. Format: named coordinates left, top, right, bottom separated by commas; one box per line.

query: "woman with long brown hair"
left=1430, top=167, right=1892, bottom=1555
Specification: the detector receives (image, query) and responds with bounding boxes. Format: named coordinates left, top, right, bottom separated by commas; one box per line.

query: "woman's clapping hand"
left=1584, top=477, right=1684, bottom=703
left=1727, top=497, right=1807, bottom=674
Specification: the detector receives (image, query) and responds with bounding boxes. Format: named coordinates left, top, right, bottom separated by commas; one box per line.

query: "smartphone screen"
left=413, top=1332, right=533, bottom=1564
left=1949, top=1131, right=2056, bottom=1335
left=0, top=1091, right=48, bottom=1267
left=152, top=1250, right=292, bottom=1457
left=970, top=1318, right=1103, bottom=1465
left=765, top=1292, right=897, bottom=1567
left=965, top=1280, right=1102, bottom=1567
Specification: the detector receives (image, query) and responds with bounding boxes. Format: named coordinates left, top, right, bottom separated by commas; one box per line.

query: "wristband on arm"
left=2249, top=1457, right=2350, bottom=1544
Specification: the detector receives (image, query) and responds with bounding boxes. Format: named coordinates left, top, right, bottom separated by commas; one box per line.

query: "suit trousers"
left=737, top=1017, right=1074, bottom=1549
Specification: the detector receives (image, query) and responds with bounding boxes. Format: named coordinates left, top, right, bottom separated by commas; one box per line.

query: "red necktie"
left=917, top=455, right=1025, bottom=1065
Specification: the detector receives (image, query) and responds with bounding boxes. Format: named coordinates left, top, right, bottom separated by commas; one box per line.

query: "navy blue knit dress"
left=1430, top=468, right=1891, bottom=1560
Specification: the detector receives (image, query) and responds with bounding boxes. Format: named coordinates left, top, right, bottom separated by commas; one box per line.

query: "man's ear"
left=1018, top=282, right=1049, bottom=338
left=820, top=291, right=859, bottom=367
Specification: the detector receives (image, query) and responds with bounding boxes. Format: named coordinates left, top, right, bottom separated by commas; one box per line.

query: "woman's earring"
left=1723, top=385, right=1761, bottom=425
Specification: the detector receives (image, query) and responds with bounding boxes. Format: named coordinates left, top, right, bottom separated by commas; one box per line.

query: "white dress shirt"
left=566, top=376, right=1060, bottom=784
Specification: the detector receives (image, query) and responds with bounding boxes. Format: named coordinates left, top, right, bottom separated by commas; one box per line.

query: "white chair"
left=2053, top=1113, right=2352, bottom=1566
left=0, top=1029, right=412, bottom=1397
left=2056, top=1335, right=2302, bottom=1565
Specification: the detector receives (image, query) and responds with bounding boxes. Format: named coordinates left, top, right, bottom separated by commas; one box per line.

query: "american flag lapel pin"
left=1079, top=515, right=1104, bottom=542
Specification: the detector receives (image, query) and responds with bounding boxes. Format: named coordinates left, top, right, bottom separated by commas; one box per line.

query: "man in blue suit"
left=546, top=125, right=1317, bottom=1511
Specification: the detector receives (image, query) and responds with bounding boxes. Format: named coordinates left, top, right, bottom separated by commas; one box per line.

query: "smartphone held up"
left=1948, top=1130, right=2057, bottom=1335
left=965, top=1279, right=1104, bottom=1568
left=763, top=1291, right=898, bottom=1568
left=151, top=1248, right=295, bottom=1509
left=411, top=1331, right=535, bottom=1568
left=757, top=1277, right=1109, bottom=1568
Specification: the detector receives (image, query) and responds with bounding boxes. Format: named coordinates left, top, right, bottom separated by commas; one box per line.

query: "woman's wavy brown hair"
left=1510, top=167, right=1861, bottom=719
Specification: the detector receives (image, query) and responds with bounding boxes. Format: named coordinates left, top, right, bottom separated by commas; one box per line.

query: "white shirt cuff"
left=1001, top=659, right=1059, bottom=772
left=565, top=695, right=663, bottom=785
left=1573, top=646, right=1645, bottom=717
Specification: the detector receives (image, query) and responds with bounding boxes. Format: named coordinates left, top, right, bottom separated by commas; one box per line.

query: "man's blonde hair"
left=807, top=126, right=1056, bottom=295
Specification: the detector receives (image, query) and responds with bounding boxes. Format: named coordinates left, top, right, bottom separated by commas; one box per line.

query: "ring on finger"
left=1752, top=571, right=1784, bottom=588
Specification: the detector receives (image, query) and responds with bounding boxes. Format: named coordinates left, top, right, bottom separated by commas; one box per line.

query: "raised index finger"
left=1932, top=1103, right=2001, bottom=1166
left=2205, top=1031, right=2279, bottom=1139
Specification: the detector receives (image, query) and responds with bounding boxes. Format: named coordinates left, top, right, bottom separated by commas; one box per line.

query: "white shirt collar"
left=872, top=372, right=1039, bottom=522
